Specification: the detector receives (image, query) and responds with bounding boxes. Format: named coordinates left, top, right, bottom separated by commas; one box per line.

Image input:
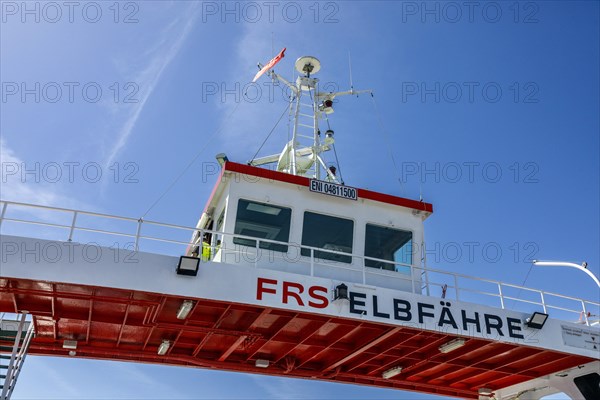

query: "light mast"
left=249, top=55, right=371, bottom=183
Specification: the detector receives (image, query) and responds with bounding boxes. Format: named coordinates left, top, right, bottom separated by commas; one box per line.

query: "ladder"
left=0, top=313, right=34, bottom=400
left=289, top=78, right=321, bottom=179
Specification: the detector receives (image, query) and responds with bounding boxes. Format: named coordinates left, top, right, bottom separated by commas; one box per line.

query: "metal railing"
left=1, top=200, right=598, bottom=326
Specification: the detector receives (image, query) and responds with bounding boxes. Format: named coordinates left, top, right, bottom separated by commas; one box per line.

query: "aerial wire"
left=324, top=113, right=345, bottom=184
left=248, top=100, right=295, bottom=165
left=348, top=51, right=354, bottom=92
left=508, top=263, right=536, bottom=310
left=140, top=101, right=242, bottom=219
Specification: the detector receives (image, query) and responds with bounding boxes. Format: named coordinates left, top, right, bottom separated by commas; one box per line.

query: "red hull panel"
left=0, top=278, right=592, bottom=399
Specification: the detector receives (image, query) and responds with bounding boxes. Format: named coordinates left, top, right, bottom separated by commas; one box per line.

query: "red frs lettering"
left=256, top=277, right=329, bottom=309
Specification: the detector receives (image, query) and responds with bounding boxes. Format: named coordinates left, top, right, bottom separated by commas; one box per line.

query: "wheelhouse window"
left=233, top=199, right=291, bottom=253
left=301, top=212, right=353, bottom=263
left=364, top=224, right=412, bottom=273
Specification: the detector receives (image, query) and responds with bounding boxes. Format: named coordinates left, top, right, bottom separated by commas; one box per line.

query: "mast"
left=249, top=55, right=371, bottom=183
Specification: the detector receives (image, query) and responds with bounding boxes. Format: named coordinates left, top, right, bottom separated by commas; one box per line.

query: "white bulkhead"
left=189, top=162, right=432, bottom=293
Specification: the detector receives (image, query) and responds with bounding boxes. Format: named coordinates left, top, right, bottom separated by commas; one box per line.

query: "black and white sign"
left=309, top=179, right=357, bottom=201
left=561, top=325, right=599, bottom=351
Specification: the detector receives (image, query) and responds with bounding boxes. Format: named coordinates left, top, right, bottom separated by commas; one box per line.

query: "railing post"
left=498, top=283, right=505, bottom=309
left=581, top=301, right=590, bottom=326
left=423, top=266, right=431, bottom=296
left=255, top=240, right=259, bottom=268
left=540, top=291, right=547, bottom=313
left=0, top=202, right=8, bottom=230
left=67, top=211, right=78, bottom=242
left=134, top=218, right=143, bottom=252
left=310, top=248, right=314, bottom=276
left=410, top=265, right=416, bottom=294
left=454, top=275, right=460, bottom=301
left=361, top=255, right=366, bottom=284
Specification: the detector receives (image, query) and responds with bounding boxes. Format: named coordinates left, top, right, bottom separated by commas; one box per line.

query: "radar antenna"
left=249, top=53, right=372, bottom=183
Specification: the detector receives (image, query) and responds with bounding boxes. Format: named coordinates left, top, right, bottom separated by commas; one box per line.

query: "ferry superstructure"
left=0, top=54, right=598, bottom=400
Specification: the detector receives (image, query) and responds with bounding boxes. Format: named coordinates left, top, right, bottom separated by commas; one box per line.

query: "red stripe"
left=223, top=162, right=433, bottom=213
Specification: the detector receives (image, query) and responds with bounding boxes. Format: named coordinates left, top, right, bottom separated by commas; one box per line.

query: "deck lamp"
left=334, top=283, right=349, bottom=301
left=63, top=340, right=77, bottom=350
left=255, top=359, right=270, bottom=368
left=382, top=366, right=403, bottom=379
left=525, top=311, right=549, bottom=329
left=216, top=153, right=229, bottom=167
left=438, top=338, right=465, bottom=353
left=177, top=255, right=200, bottom=276
left=177, top=300, right=194, bottom=320
left=157, top=340, right=171, bottom=355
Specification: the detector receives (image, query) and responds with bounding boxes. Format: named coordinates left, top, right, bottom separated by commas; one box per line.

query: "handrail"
left=1, top=199, right=598, bottom=326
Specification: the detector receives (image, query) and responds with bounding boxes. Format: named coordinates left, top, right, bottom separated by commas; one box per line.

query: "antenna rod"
left=348, top=51, right=354, bottom=94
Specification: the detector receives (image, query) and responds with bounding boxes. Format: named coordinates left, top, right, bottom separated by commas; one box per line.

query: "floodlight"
left=177, top=255, right=200, bottom=276
left=525, top=312, right=549, bottom=329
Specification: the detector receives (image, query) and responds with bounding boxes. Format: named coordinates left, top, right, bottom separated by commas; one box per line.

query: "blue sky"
left=1, top=1, right=599, bottom=399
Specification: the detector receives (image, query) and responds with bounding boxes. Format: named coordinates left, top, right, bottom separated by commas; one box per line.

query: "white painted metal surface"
left=1, top=234, right=599, bottom=361
left=249, top=56, right=371, bottom=182
left=1, top=200, right=598, bottom=327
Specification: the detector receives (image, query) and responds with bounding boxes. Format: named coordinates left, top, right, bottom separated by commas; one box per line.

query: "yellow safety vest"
left=201, top=242, right=211, bottom=262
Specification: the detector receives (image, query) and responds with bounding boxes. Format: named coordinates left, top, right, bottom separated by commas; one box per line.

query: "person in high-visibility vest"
left=201, top=235, right=211, bottom=262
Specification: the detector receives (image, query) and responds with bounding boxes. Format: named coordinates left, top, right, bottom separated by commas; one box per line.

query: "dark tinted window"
left=574, top=373, right=600, bottom=400
left=233, top=199, right=291, bottom=253
left=364, top=224, right=412, bottom=273
left=301, top=212, right=353, bottom=263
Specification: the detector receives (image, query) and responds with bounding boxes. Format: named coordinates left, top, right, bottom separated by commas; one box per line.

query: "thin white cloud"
left=0, top=138, right=77, bottom=208
left=104, top=3, right=200, bottom=167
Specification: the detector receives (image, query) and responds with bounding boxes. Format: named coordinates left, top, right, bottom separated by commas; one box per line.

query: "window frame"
left=363, top=222, right=414, bottom=273
left=232, top=198, right=293, bottom=253
left=300, top=210, right=356, bottom=264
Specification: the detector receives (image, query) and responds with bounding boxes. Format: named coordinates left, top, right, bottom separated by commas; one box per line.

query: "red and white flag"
left=252, top=47, right=286, bottom=82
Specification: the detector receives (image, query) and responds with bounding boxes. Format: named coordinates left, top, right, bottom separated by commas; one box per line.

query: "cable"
left=508, top=262, right=536, bottom=310
left=248, top=101, right=294, bottom=165
left=140, top=101, right=242, bottom=219
left=323, top=111, right=345, bottom=184
left=332, top=143, right=344, bottom=185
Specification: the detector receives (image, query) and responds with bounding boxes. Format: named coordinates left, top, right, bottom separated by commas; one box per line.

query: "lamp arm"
left=532, top=260, right=600, bottom=288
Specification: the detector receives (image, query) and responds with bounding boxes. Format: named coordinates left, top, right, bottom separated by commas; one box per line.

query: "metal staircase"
left=0, top=313, right=34, bottom=400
